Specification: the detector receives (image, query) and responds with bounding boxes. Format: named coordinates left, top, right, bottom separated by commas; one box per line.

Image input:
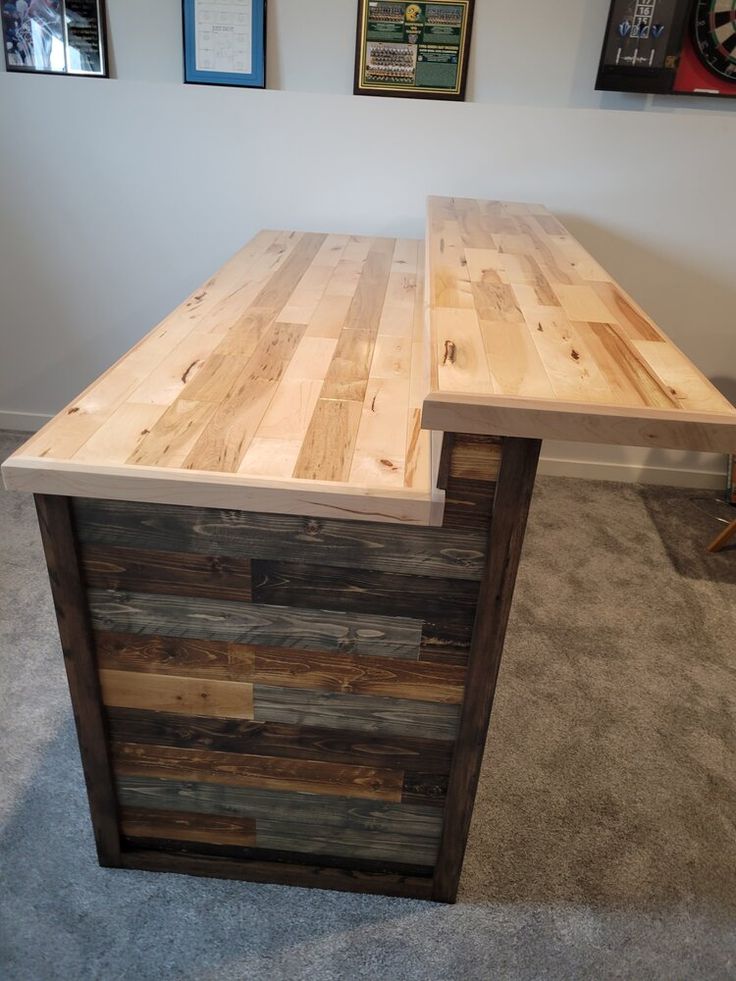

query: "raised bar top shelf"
left=422, top=196, right=736, bottom=452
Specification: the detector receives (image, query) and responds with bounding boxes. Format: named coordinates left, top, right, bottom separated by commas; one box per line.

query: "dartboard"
left=693, top=0, right=736, bottom=82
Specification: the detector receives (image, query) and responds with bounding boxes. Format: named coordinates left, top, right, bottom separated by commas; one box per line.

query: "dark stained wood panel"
left=251, top=560, right=479, bottom=626
left=113, top=742, right=404, bottom=802
left=80, top=544, right=253, bottom=602
left=73, top=499, right=488, bottom=581
left=106, top=709, right=456, bottom=774
left=253, top=686, right=461, bottom=741
left=120, top=807, right=257, bottom=848
left=95, top=632, right=255, bottom=682
left=88, top=590, right=424, bottom=660
left=118, top=850, right=435, bottom=901
left=118, top=776, right=444, bottom=866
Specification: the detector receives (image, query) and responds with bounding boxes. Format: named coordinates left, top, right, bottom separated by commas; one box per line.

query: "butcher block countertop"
left=2, top=231, right=440, bottom=525
left=4, top=196, right=736, bottom=522
left=422, top=196, right=736, bottom=451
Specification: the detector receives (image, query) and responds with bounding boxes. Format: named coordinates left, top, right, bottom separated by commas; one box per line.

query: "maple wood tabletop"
left=2, top=231, right=440, bottom=525
left=422, top=196, right=736, bottom=452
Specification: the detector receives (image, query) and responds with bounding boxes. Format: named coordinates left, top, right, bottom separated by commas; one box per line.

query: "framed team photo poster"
left=182, top=0, right=266, bottom=89
left=355, top=0, right=475, bottom=101
left=2, top=0, right=108, bottom=77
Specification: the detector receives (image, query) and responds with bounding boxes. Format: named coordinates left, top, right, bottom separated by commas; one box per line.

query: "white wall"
left=1, top=0, right=734, bottom=486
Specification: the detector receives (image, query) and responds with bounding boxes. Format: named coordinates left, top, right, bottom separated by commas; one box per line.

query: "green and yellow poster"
left=355, top=1, right=474, bottom=99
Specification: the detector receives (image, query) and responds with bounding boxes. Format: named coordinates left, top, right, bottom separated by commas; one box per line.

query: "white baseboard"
left=0, top=409, right=727, bottom=491
left=537, top=456, right=725, bottom=490
left=0, top=410, right=52, bottom=433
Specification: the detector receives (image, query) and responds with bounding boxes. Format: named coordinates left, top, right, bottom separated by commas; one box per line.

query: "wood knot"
left=571, top=349, right=581, bottom=361
left=443, top=340, right=457, bottom=366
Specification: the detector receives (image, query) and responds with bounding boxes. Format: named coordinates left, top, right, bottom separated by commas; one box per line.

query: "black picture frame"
left=354, top=0, right=475, bottom=101
left=2, top=0, right=109, bottom=78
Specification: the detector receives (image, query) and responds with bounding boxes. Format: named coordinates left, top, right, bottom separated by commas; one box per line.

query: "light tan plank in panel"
left=99, top=669, right=254, bottom=720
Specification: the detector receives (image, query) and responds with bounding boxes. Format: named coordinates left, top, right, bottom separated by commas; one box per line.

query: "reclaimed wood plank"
left=117, top=776, right=443, bottom=865
left=95, top=632, right=255, bottom=682
left=106, top=709, right=456, bottom=773
left=99, top=669, right=254, bottom=720
left=89, top=590, right=424, bottom=660
left=253, top=686, right=461, bottom=741
left=251, top=646, right=466, bottom=704
left=113, top=742, right=404, bottom=802
left=120, top=807, right=257, bottom=848
left=73, top=500, right=488, bottom=581
left=251, top=559, right=478, bottom=627
left=80, top=545, right=253, bottom=602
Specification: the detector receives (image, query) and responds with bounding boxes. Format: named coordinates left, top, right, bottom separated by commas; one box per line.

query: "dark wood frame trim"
left=431, top=437, right=542, bottom=902
left=119, top=849, right=434, bottom=900
left=35, top=494, right=121, bottom=865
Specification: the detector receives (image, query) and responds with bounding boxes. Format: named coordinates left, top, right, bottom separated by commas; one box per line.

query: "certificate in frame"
left=182, top=0, right=266, bottom=89
left=354, top=1, right=474, bottom=101
left=2, top=0, right=109, bottom=77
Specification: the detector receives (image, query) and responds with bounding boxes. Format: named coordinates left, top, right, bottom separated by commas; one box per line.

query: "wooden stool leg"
left=708, top=518, right=736, bottom=554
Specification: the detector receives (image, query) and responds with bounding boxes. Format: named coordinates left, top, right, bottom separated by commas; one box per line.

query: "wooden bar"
left=5, top=197, right=736, bottom=903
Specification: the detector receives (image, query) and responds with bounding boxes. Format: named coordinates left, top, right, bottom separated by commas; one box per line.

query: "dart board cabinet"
left=596, top=0, right=736, bottom=98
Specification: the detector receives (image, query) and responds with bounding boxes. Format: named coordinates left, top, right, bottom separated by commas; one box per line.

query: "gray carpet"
left=1, top=428, right=735, bottom=981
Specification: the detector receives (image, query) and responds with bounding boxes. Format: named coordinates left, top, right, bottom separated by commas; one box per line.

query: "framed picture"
left=354, top=1, right=475, bottom=101
left=2, top=0, right=108, bottom=77
left=182, top=0, right=266, bottom=89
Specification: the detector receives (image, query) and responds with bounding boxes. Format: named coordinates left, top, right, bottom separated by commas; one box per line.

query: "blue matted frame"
left=182, top=0, right=266, bottom=88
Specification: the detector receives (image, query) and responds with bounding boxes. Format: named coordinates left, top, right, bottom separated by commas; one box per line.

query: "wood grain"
left=3, top=232, right=437, bottom=524
left=113, top=742, right=404, bottom=802
left=120, top=807, right=257, bottom=848
left=80, top=544, right=253, bottom=602
left=99, top=669, right=254, bottom=720
left=88, top=590, right=424, bottom=661
left=106, top=708, right=456, bottom=773
left=252, top=685, right=460, bottom=741
left=431, top=436, right=541, bottom=903
left=117, top=776, right=443, bottom=866
left=73, top=499, right=488, bottom=581
left=426, top=196, right=736, bottom=451
left=34, top=495, right=121, bottom=865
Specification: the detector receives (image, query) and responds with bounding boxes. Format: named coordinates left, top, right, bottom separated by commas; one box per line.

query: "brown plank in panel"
left=253, top=685, right=461, bottom=741
left=251, top=560, right=479, bottom=627
left=106, top=708, right=456, bottom=773
left=449, top=434, right=502, bottom=482
left=431, top=436, right=541, bottom=903
left=120, top=807, right=257, bottom=848
left=95, top=632, right=255, bottom=682
left=118, top=851, right=435, bottom=901
left=113, top=741, right=404, bottom=802
left=80, top=545, right=252, bottom=602
left=252, top=646, right=466, bottom=704
left=34, top=495, right=121, bottom=866
left=441, top=477, right=495, bottom=530
left=89, top=590, right=424, bottom=660
left=73, top=499, right=489, bottom=581
left=100, top=669, right=254, bottom=720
